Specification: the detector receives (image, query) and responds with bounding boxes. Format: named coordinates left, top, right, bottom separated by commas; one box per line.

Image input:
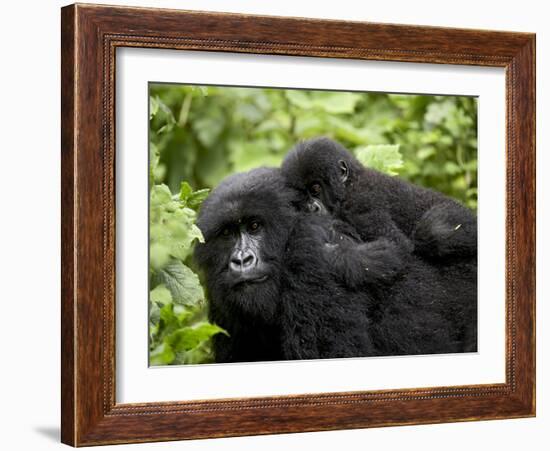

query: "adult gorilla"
left=194, top=168, right=477, bottom=363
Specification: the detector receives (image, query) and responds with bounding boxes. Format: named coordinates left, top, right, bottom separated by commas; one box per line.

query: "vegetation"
left=148, top=84, right=478, bottom=365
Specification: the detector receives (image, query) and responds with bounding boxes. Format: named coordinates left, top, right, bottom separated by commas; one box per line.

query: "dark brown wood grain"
left=61, top=3, right=536, bottom=446
left=60, top=5, right=75, bottom=445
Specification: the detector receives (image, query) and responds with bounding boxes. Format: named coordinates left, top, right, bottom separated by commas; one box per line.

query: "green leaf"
left=285, top=90, right=313, bottom=109
left=150, top=183, right=204, bottom=263
left=173, top=304, right=196, bottom=324
left=417, top=147, right=436, bottom=160
left=150, top=284, right=172, bottom=306
left=150, top=95, right=176, bottom=134
left=149, top=243, right=170, bottom=271
left=153, top=260, right=205, bottom=307
left=355, top=144, right=403, bottom=175
left=228, top=140, right=283, bottom=172
left=424, top=100, right=455, bottom=126
left=326, top=116, right=373, bottom=145
left=166, top=322, right=227, bottom=353
left=176, top=341, right=216, bottom=365
left=192, top=114, right=225, bottom=147
left=149, top=302, right=161, bottom=326
left=186, top=188, right=210, bottom=210
left=285, top=91, right=361, bottom=114
left=150, top=184, right=173, bottom=208
left=312, top=92, right=362, bottom=114
left=179, top=181, right=193, bottom=202
left=178, top=182, right=209, bottom=210
left=150, top=342, right=175, bottom=365
left=444, top=161, right=461, bottom=175
left=159, top=303, right=180, bottom=331
left=194, top=86, right=209, bottom=96
left=294, top=114, right=327, bottom=137
left=149, top=96, right=159, bottom=119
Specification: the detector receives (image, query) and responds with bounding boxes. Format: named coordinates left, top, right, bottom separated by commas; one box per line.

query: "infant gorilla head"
left=281, top=137, right=358, bottom=215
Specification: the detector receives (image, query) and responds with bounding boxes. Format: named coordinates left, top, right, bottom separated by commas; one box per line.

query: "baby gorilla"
left=281, top=137, right=477, bottom=261
left=194, top=167, right=476, bottom=363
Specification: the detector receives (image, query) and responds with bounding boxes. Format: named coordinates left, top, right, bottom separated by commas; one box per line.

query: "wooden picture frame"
left=61, top=3, right=536, bottom=446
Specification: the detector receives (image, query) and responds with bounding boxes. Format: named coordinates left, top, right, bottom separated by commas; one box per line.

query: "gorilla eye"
left=309, top=183, right=322, bottom=196
left=221, top=227, right=231, bottom=236
left=248, top=221, right=260, bottom=232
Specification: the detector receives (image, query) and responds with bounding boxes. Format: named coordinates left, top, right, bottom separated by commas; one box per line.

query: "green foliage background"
left=148, top=84, right=478, bottom=366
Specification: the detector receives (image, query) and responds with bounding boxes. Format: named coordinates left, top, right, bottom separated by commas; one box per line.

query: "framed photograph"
left=61, top=3, right=536, bottom=446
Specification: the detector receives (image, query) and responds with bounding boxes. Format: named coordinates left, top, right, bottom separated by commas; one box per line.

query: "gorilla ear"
left=338, top=160, right=349, bottom=183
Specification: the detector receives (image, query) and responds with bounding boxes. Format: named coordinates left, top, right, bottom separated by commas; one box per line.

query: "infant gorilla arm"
left=281, top=137, right=477, bottom=261
left=308, top=217, right=406, bottom=289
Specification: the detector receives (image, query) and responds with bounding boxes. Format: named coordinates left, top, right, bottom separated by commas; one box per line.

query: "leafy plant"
left=356, top=144, right=403, bottom=175
left=149, top=99, right=227, bottom=366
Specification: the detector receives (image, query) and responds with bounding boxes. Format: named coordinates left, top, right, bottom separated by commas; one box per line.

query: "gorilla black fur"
left=281, top=137, right=478, bottom=262
left=194, top=167, right=477, bottom=362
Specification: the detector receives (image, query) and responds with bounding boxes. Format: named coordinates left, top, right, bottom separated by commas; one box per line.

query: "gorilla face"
left=194, top=168, right=296, bottom=323
left=281, top=137, right=361, bottom=216
left=223, top=218, right=268, bottom=285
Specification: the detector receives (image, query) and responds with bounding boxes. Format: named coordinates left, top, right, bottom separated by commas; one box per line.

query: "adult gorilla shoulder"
left=281, top=137, right=477, bottom=261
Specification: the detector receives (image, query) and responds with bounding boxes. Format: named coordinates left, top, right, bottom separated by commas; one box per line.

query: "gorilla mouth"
left=232, top=274, right=269, bottom=287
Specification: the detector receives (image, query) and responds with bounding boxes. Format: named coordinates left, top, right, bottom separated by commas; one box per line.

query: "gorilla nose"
left=229, top=249, right=257, bottom=273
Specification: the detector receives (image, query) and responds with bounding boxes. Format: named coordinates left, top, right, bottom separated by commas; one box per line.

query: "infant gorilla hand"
left=323, top=234, right=406, bottom=289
